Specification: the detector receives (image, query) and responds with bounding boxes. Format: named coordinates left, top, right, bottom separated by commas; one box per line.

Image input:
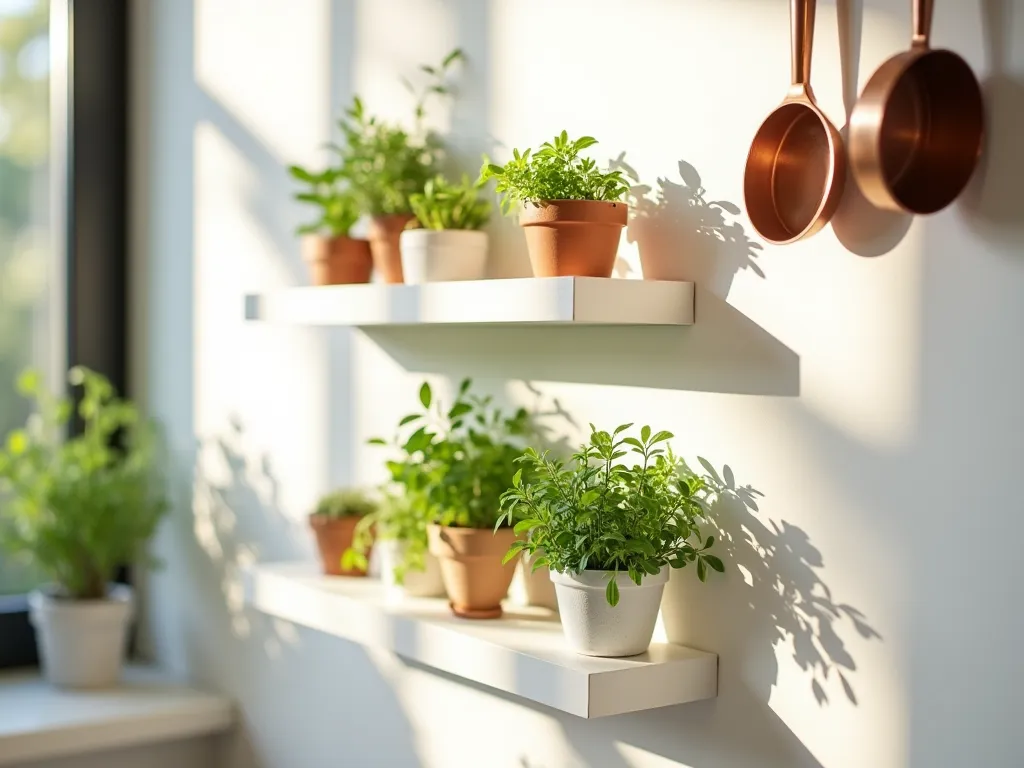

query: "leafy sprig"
left=480, top=131, right=630, bottom=215
left=497, top=424, right=722, bottom=606
left=410, top=174, right=491, bottom=231
left=287, top=165, right=361, bottom=237
left=311, top=488, right=377, bottom=520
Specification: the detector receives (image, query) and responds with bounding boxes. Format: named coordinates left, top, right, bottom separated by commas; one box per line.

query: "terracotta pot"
left=427, top=524, right=520, bottom=619
left=367, top=214, right=416, bottom=284
left=519, top=200, right=628, bottom=278
left=302, top=235, right=373, bottom=286
left=309, top=515, right=368, bottom=576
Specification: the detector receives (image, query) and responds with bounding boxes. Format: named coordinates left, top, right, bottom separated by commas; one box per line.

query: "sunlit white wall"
left=133, top=0, right=1024, bottom=767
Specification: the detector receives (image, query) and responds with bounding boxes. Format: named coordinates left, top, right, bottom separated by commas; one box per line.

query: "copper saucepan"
left=849, top=0, right=984, bottom=214
left=744, top=0, right=846, bottom=245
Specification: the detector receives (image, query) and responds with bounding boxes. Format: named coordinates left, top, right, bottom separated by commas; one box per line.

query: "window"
left=0, top=0, right=128, bottom=669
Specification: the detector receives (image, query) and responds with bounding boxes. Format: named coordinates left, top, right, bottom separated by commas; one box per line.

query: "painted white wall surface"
left=130, top=1, right=1024, bottom=767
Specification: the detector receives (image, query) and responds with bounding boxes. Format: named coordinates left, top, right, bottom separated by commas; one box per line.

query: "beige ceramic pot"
left=519, top=200, right=627, bottom=278
left=427, top=524, right=520, bottom=619
left=367, top=214, right=415, bottom=284
left=302, top=235, right=372, bottom=285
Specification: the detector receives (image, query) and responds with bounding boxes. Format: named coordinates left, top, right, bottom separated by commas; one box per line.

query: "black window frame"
left=0, top=0, right=130, bottom=670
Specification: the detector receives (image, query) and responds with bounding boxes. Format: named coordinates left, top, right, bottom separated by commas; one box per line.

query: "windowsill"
left=0, top=665, right=233, bottom=766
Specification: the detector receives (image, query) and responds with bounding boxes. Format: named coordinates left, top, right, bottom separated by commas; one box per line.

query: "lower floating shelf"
left=243, top=562, right=718, bottom=718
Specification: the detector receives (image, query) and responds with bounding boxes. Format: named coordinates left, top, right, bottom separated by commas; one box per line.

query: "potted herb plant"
left=0, top=368, right=169, bottom=688
left=480, top=131, right=630, bottom=278
left=344, top=492, right=444, bottom=598
left=336, top=49, right=463, bottom=284
left=498, top=424, right=724, bottom=657
left=288, top=165, right=371, bottom=285
left=309, top=488, right=377, bottom=576
left=372, top=379, right=529, bottom=618
left=401, top=174, right=491, bottom=283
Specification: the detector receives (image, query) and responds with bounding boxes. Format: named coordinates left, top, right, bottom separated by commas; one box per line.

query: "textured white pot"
left=28, top=584, right=133, bottom=688
left=551, top=568, right=669, bottom=657
left=376, top=539, right=446, bottom=598
left=399, top=229, right=488, bottom=283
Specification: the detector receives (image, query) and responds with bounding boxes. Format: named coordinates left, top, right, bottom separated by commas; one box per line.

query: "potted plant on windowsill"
left=309, top=488, right=377, bottom=576
left=336, top=50, right=463, bottom=284
left=0, top=368, right=169, bottom=688
left=480, top=131, right=630, bottom=278
left=288, top=165, right=370, bottom=285
left=401, top=174, right=491, bottom=283
left=344, top=492, right=444, bottom=598
left=498, top=424, right=724, bottom=657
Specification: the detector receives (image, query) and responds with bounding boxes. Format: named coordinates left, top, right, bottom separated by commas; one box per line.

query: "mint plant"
left=288, top=165, right=361, bottom=236
left=311, top=488, right=377, bottom=520
left=480, top=131, right=630, bottom=215
left=497, top=424, right=722, bottom=606
left=0, top=368, right=169, bottom=600
left=410, top=174, right=491, bottom=231
left=336, top=49, right=463, bottom=216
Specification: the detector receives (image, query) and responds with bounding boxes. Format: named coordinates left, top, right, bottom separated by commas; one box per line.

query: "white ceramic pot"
left=376, top=539, right=446, bottom=598
left=551, top=568, right=669, bottom=657
left=28, top=584, right=134, bottom=688
left=399, top=229, right=488, bottom=283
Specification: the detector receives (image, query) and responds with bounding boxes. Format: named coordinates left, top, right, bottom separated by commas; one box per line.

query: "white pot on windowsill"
left=28, top=584, right=134, bottom=688
left=376, top=539, right=446, bottom=598
left=551, top=568, right=668, bottom=657
left=399, top=229, right=488, bottom=284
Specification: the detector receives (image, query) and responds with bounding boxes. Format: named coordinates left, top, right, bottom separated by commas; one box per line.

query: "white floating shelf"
left=244, top=277, right=694, bottom=327
left=243, top=562, right=717, bottom=718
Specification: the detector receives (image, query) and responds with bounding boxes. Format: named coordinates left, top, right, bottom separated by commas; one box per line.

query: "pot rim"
left=29, top=582, right=134, bottom=607
left=550, top=567, right=669, bottom=589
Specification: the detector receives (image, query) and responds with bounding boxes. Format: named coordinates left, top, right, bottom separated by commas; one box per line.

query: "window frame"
left=0, top=0, right=130, bottom=670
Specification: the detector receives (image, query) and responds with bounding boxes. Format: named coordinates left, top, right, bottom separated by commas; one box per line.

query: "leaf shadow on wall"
left=363, top=159, right=799, bottom=397
left=190, top=417, right=422, bottom=768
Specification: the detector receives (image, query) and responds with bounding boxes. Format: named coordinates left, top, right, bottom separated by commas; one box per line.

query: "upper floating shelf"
left=244, top=562, right=718, bottom=719
left=244, top=277, right=694, bottom=327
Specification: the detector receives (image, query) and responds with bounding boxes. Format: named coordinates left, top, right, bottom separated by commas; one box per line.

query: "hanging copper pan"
left=849, top=0, right=984, bottom=214
left=744, top=0, right=846, bottom=245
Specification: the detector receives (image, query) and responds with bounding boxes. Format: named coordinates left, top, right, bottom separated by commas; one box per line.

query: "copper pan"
left=744, top=0, right=846, bottom=245
left=849, top=0, right=984, bottom=214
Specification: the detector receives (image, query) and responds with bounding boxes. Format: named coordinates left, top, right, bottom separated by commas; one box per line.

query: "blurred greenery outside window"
left=0, top=0, right=53, bottom=595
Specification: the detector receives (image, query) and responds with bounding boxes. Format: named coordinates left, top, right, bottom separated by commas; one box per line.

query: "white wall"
left=131, top=1, right=1024, bottom=767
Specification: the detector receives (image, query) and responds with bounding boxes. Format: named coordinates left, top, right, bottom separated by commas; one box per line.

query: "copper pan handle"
left=912, top=0, right=933, bottom=49
left=790, top=0, right=816, bottom=97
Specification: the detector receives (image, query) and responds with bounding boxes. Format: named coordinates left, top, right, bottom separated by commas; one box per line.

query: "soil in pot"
left=28, top=584, right=134, bottom=688
left=367, top=214, right=416, bottom=284
left=551, top=568, right=669, bottom=657
left=519, top=200, right=628, bottom=278
left=427, top=524, right=520, bottom=619
left=376, top=539, right=446, bottom=598
left=399, top=229, right=488, bottom=283
left=310, top=515, right=369, bottom=576
left=302, top=235, right=373, bottom=285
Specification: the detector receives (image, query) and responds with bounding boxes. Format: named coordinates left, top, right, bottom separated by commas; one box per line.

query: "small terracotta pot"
left=302, top=235, right=373, bottom=286
left=309, top=515, right=368, bottom=576
left=519, top=200, right=628, bottom=278
left=367, top=214, right=416, bottom=284
left=427, top=524, right=520, bottom=619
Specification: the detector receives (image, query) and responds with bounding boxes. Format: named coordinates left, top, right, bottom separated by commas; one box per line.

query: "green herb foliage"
left=370, top=379, right=530, bottom=530
left=287, top=165, right=361, bottom=237
left=0, top=368, right=169, bottom=600
left=497, top=424, right=722, bottom=606
left=336, top=49, right=463, bottom=216
left=480, top=131, right=630, bottom=215
left=311, top=488, right=377, bottom=520
left=410, top=174, right=491, bottom=231
left=344, top=493, right=428, bottom=583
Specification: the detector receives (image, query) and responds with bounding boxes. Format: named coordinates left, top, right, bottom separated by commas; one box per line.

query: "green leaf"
left=704, top=555, right=725, bottom=573
left=502, top=540, right=527, bottom=565
left=442, top=48, right=464, bottom=67
left=367, top=437, right=387, bottom=446
left=448, top=403, right=473, bottom=420
left=419, top=382, right=432, bottom=409
left=704, top=535, right=715, bottom=549
left=514, top=518, right=541, bottom=535
left=641, top=425, right=651, bottom=442
left=613, top=423, right=634, bottom=435
left=398, top=414, right=420, bottom=427
left=650, top=430, right=674, bottom=444
left=573, top=136, right=598, bottom=151
left=697, top=558, right=707, bottom=582
left=512, top=468, right=523, bottom=488
left=459, top=378, right=472, bottom=395
left=606, top=577, right=620, bottom=607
